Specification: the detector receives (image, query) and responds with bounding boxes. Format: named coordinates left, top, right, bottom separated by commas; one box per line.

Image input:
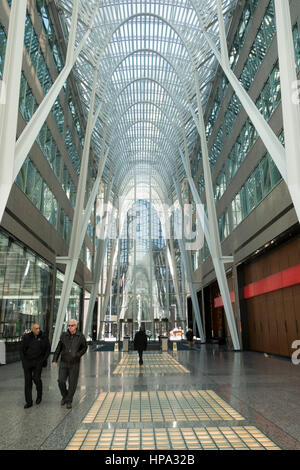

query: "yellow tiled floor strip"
left=66, top=426, right=280, bottom=450
left=65, top=353, right=280, bottom=450
left=113, top=353, right=190, bottom=375
left=83, top=390, right=244, bottom=424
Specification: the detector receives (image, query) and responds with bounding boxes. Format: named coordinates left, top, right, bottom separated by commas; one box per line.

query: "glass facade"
left=195, top=0, right=299, bottom=266
left=0, top=0, right=98, bottom=345
left=0, top=230, right=53, bottom=340
left=231, top=141, right=283, bottom=229
left=16, top=157, right=58, bottom=229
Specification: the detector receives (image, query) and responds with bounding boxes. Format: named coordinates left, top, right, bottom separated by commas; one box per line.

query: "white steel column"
left=115, top=236, right=122, bottom=322
left=79, top=145, right=108, bottom=249
left=216, top=0, right=229, bottom=67
left=165, top=250, right=170, bottom=318
left=98, top=237, right=118, bottom=333
left=188, top=72, right=240, bottom=350
left=0, top=0, right=27, bottom=224
left=133, top=172, right=137, bottom=320
left=84, top=180, right=113, bottom=338
left=51, top=67, right=101, bottom=351
left=84, top=238, right=109, bottom=338
left=173, top=180, right=205, bottom=342
left=149, top=175, right=154, bottom=320
left=167, top=237, right=184, bottom=321
left=274, top=0, right=300, bottom=222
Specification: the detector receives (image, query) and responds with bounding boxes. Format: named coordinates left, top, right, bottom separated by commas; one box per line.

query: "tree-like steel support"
left=98, top=237, right=118, bottom=338
left=51, top=66, right=103, bottom=352
left=84, top=179, right=114, bottom=338
left=185, top=72, right=240, bottom=350
left=173, top=178, right=205, bottom=342
left=274, top=0, right=300, bottom=222
left=0, top=0, right=27, bottom=223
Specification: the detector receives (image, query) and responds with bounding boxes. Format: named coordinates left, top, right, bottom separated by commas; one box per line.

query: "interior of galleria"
left=1, top=0, right=300, bottom=452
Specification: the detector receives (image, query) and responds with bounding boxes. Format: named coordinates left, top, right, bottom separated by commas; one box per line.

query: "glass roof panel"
left=56, top=0, right=237, bottom=198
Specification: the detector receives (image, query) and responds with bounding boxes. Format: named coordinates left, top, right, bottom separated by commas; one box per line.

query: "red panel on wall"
left=213, top=264, right=300, bottom=306
left=214, top=291, right=235, bottom=308
left=244, top=264, right=300, bottom=299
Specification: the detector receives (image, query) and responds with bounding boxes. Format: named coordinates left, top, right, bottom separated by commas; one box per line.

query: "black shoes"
left=24, top=397, right=42, bottom=408
left=24, top=403, right=33, bottom=409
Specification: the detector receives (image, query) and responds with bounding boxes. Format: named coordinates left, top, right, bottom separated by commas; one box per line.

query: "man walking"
left=186, top=328, right=194, bottom=349
left=52, top=319, right=87, bottom=409
left=134, top=325, right=148, bottom=365
left=20, top=323, right=50, bottom=408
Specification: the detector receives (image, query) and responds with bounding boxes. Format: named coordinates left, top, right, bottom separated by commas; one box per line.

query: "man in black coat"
left=52, top=319, right=87, bottom=409
left=134, top=325, right=148, bottom=365
left=20, top=324, right=51, bottom=408
left=186, top=328, right=194, bottom=349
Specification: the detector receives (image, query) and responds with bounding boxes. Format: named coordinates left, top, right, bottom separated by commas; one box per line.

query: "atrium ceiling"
left=55, top=0, right=237, bottom=201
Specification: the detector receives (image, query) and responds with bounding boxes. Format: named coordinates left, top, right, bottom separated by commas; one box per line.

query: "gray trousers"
left=58, top=361, right=80, bottom=403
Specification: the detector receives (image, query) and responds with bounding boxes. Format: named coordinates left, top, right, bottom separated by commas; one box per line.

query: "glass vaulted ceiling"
left=56, top=0, right=237, bottom=200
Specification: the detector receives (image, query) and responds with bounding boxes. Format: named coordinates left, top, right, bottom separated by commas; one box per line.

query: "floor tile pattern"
left=83, top=390, right=244, bottom=424
left=65, top=352, right=280, bottom=450
left=113, top=352, right=190, bottom=375
left=66, top=426, right=280, bottom=450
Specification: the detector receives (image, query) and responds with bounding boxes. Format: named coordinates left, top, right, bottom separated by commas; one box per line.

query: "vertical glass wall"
left=0, top=230, right=53, bottom=340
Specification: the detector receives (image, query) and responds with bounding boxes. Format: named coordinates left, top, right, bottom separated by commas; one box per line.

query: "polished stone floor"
left=1, top=344, right=300, bottom=450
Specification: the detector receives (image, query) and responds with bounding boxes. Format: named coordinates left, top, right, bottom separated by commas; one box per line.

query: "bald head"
left=32, top=324, right=41, bottom=335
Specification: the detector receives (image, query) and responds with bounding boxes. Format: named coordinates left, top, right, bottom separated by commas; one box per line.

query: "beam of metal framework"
left=84, top=237, right=109, bottom=338
left=115, top=236, right=122, bottom=325
left=158, top=196, right=185, bottom=321
left=78, top=141, right=108, bottom=250
left=84, top=180, right=114, bottom=338
left=0, top=0, right=27, bottom=224
left=188, top=71, right=240, bottom=350
left=98, top=237, right=118, bottom=338
left=173, top=178, right=205, bottom=342
left=149, top=176, right=154, bottom=320
left=274, top=0, right=300, bottom=222
left=51, top=67, right=102, bottom=352
left=167, top=237, right=184, bottom=321
left=13, top=0, right=99, bottom=181
left=216, top=0, right=229, bottom=68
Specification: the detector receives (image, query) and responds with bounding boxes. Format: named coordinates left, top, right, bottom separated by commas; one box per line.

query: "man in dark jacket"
left=134, top=325, right=148, bottom=365
left=52, top=319, right=87, bottom=409
left=186, top=328, right=194, bottom=349
left=20, top=323, right=50, bottom=408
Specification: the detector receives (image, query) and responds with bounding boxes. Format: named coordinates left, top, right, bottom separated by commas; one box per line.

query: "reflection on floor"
left=66, top=425, right=280, bottom=450
left=64, top=352, right=280, bottom=451
left=2, top=345, right=300, bottom=450
left=113, top=352, right=190, bottom=375
left=83, top=390, right=244, bottom=424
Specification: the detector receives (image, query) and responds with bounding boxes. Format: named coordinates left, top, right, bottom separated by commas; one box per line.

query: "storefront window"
left=0, top=230, right=52, bottom=340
